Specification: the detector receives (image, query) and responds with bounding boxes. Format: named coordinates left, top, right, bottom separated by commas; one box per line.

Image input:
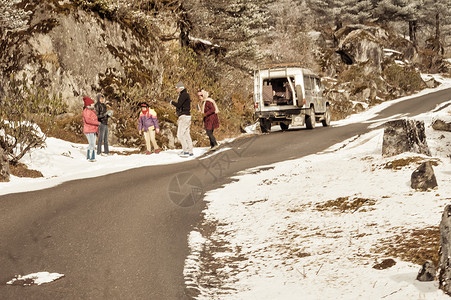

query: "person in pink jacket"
left=138, top=103, right=161, bottom=155
left=82, top=97, right=99, bottom=162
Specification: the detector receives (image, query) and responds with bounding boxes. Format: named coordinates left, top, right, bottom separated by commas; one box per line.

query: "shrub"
left=0, top=73, right=67, bottom=165
left=383, top=63, right=426, bottom=93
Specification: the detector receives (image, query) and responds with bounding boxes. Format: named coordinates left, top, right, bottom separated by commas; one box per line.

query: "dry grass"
left=109, top=150, right=141, bottom=156
left=10, top=163, right=43, bottom=178
left=315, top=196, right=376, bottom=213
left=383, top=157, right=440, bottom=170
left=373, top=227, right=440, bottom=266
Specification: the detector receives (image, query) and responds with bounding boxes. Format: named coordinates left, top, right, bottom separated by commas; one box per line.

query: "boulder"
left=373, top=258, right=396, bottom=270
left=0, top=1, right=165, bottom=110
left=439, top=205, right=451, bottom=295
left=432, top=118, right=451, bottom=132
left=417, top=261, right=436, bottom=281
left=335, top=25, right=384, bottom=74
left=382, top=119, right=431, bottom=157
left=411, top=161, right=438, bottom=191
left=0, top=148, right=10, bottom=182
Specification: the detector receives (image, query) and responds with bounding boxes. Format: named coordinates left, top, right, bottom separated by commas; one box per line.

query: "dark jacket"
left=95, top=101, right=108, bottom=125
left=171, top=89, right=191, bottom=116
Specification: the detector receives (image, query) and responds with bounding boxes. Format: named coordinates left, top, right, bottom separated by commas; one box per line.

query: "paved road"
left=0, top=88, right=450, bottom=299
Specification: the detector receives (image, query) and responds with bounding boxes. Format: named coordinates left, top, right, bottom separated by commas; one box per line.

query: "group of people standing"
left=82, top=94, right=112, bottom=162
left=82, top=81, right=220, bottom=161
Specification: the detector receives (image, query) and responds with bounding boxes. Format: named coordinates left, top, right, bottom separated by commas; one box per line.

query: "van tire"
left=321, top=105, right=331, bottom=127
left=280, top=123, right=289, bottom=131
left=305, top=107, right=316, bottom=129
left=260, top=118, right=271, bottom=133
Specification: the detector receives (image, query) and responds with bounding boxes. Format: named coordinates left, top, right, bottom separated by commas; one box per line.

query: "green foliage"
left=0, top=73, right=67, bottom=165
left=383, top=63, right=426, bottom=93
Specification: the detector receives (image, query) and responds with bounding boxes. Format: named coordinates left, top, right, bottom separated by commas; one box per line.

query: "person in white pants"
left=170, top=81, right=194, bottom=157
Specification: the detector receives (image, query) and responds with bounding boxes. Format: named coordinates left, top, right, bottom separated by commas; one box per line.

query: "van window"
left=314, top=78, right=321, bottom=91
left=303, top=76, right=313, bottom=90
left=262, top=77, right=295, bottom=106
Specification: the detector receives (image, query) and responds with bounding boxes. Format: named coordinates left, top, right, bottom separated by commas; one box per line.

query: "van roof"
left=255, top=64, right=318, bottom=78
left=258, top=62, right=305, bottom=69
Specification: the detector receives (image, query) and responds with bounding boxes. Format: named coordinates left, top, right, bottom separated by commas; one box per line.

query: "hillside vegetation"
left=1, top=0, right=450, bottom=161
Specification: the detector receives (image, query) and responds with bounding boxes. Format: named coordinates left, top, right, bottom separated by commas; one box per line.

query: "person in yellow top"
left=138, top=103, right=161, bottom=154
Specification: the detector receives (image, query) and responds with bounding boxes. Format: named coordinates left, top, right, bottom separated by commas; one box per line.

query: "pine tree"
left=341, top=0, right=374, bottom=24
left=185, top=0, right=275, bottom=70
left=306, top=0, right=347, bottom=30
left=423, top=0, right=451, bottom=40
left=375, top=0, right=424, bottom=46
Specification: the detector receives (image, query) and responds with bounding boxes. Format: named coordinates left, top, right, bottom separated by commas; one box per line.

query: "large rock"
left=411, top=161, right=438, bottom=191
left=382, top=119, right=431, bottom=157
left=432, top=118, right=451, bottom=132
left=417, top=261, right=436, bottom=282
left=439, top=205, right=451, bottom=295
left=335, top=25, right=384, bottom=74
left=0, top=1, right=169, bottom=110
left=0, top=148, right=10, bottom=182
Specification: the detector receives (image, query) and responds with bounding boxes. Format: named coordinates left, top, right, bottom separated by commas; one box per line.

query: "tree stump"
left=439, top=205, right=451, bottom=295
left=382, top=119, right=431, bottom=157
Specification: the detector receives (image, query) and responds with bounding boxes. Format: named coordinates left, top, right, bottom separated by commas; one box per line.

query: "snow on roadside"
left=184, top=106, right=451, bottom=298
left=0, top=138, right=208, bottom=196
left=6, top=272, right=64, bottom=286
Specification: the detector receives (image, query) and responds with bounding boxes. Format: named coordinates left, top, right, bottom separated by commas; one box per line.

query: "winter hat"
left=96, top=94, right=104, bottom=102
left=140, top=102, right=149, bottom=107
left=83, top=97, right=94, bottom=107
left=175, top=81, right=184, bottom=89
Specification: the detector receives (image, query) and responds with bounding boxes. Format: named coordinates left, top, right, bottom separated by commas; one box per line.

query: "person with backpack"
left=197, top=89, right=219, bottom=150
left=94, top=94, right=112, bottom=156
left=82, top=97, right=99, bottom=162
left=138, top=102, right=161, bottom=155
left=170, top=81, right=194, bottom=157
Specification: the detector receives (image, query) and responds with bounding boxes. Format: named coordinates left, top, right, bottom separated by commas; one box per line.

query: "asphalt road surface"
left=0, top=88, right=450, bottom=299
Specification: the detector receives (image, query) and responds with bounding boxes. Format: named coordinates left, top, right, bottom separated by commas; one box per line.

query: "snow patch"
left=6, top=272, right=64, bottom=286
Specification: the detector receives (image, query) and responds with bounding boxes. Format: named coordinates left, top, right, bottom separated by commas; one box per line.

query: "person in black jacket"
left=94, top=94, right=112, bottom=156
left=170, top=81, right=194, bottom=157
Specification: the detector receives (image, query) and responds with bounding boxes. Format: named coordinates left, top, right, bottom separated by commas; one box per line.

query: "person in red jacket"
left=82, top=97, right=99, bottom=162
left=198, top=89, right=219, bottom=150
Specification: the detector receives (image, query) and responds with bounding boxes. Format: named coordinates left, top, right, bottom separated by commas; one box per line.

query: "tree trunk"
left=409, top=20, right=417, bottom=47
left=435, top=12, right=440, bottom=40
left=178, top=5, right=191, bottom=48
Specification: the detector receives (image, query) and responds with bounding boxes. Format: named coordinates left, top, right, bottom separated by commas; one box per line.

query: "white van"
left=253, top=64, right=331, bottom=132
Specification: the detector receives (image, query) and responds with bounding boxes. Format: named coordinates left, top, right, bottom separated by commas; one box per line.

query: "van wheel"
left=321, top=105, right=331, bottom=127
left=280, top=123, right=289, bottom=131
left=305, top=107, right=316, bottom=129
left=260, top=118, right=271, bottom=133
